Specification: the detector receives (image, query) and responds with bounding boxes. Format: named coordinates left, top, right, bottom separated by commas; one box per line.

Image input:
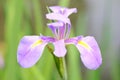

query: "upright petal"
left=49, top=6, right=77, bottom=17
left=46, top=13, right=70, bottom=24
left=47, top=22, right=63, bottom=27
left=64, top=8, right=77, bottom=17
left=76, top=36, right=102, bottom=70
left=17, top=36, right=47, bottom=68
left=53, top=39, right=67, bottom=57
left=47, top=22, right=64, bottom=39
left=49, top=6, right=61, bottom=13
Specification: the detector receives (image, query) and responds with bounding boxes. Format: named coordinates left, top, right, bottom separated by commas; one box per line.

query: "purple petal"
left=64, top=23, right=71, bottom=39
left=47, top=22, right=64, bottom=27
left=49, top=6, right=61, bottom=12
left=65, top=36, right=83, bottom=44
left=46, top=13, right=70, bottom=24
left=17, top=36, right=47, bottom=68
left=41, top=36, right=56, bottom=43
left=47, top=22, right=66, bottom=39
left=76, top=36, right=102, bottom=70
left=64, top=8, right=77, bottom=17
left=53, top=39, right=67, bottom=57
left=49, top=6, right=77, bottom=17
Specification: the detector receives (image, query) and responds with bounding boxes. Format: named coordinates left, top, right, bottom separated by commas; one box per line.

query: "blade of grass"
left=32, top=0, right=44, bottom=34
left=86, top=70, right=101, bottom=80
left=4, top=0, right=23, bottom=80
left=20, top=68, right=31, bottom=80
left=38, top=47, right=54, bottom=80
left=30, top=66, right=45, bottom=80
left=110, top=52, right=120, bottom=80
left=67, top=44, right=82, bottom=80
left=75, top=13, right=87, bottom=35
left=66, top=30, right=82, bottom=80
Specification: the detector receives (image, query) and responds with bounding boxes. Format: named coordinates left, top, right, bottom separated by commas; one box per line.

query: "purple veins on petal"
left=64, top=23, right=71, bottom=39
left=41, top=35, right=56, bottom=43
left=47, top=21, right=70, bottom=39
left=76, top=36, right=102, bottom=70
left=17, top=36, right=47, bottom=68
left=47, top=22, right=64, bottom=36
left=53, top=39, right=67, bottom=57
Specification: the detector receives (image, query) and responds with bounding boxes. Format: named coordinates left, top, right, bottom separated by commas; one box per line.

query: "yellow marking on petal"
left=31, top=39, right=43, bottom=48
left=78, top=40, right=91, bottom=51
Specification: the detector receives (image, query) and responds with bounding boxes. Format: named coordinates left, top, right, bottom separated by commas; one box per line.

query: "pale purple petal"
left=64, top=8, right=77, bottom=17
left=49, top=6, right=61, bottom=12
left=0, top=54, right=4, bottom=68
left=41, top=36, right=56, bottom=43
left=53, top=39, right=67, bottom=57
left=76, top=36, right=102, bottom=70
left=47, top=22, right=64, bottom=27
left=46, top=13, right=70, bottom=24
left=65, top=36, right=83, bottom=44
left=49, top=6, right=77, bottom=17
left=58, top=25, right=66, bottom=39
left=65, top=36, right=102, bottom=70
left=17, top=36, right=47, bottom=68
left=47, top=22, right=66, bottom=39
left=65, top=24, right=71, bottom=39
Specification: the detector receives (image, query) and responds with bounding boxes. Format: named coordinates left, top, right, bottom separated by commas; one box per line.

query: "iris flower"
left=17, top=6, right=102, bottom=70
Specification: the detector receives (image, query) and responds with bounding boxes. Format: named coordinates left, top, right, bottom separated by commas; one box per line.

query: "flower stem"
left=63, top=57, right=67, bottom=80
left=47, top=46, right=67, bottom=80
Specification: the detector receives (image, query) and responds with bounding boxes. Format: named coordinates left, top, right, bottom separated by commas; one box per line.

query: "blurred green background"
left=0, top=0, right=120, bottom=80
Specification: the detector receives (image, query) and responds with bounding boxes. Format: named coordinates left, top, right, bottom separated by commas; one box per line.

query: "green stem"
left=63, top=57, right=67, bottom=80
left=47, top=46, right=67, bottom=80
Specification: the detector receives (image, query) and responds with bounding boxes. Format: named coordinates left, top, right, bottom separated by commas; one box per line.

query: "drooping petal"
left=76, top=36, right=102, bottom=70
left=46, top=13, right=70, bottom=24
left=53, top=39, right=67, bottom=57
left=65, top=36, right=102, bottom=70
left=17, top=36, right=47, bottom=68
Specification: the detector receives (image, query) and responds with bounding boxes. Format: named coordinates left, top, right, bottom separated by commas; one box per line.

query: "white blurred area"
left=110, top=0, right=120, bottom=52
left=84, top=0, right=120, bottom=79
left=0, top=53, right=4, bottom=69
left=85, top=0, right=120, bottom=54
left=85, top=0, right=105, bottom=41
left=85, top=0, right=120, bottom=43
